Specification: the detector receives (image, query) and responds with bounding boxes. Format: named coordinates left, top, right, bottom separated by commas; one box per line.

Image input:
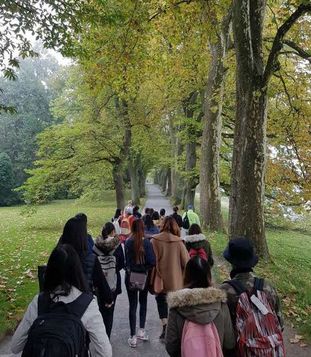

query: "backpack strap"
left=223, top=279, right=246, bottom=295
left=37, top=292, right=53, bottom=315
left=67, top=292, right=93, bottom=319
left=254, top=277, right=264, bottom=291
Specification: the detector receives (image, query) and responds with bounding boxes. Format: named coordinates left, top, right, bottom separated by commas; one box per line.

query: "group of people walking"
left=11, top=202, right=285, bottom=357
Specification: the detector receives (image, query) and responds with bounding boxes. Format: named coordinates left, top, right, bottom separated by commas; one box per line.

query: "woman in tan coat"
left=151, top=216, right=190, bottom=340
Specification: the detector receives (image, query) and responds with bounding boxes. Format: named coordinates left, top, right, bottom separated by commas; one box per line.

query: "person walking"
left=184, top=223, right=214, bottom=267
left=166, top=256, right=235, bottom=357
left=58, top=217, right=113, bottom=308
left=112, top=208, right=122, bottom=234
left=11, top=244, right=112, bottom=357
left=159, top=208, right=166, bottom=228
left=171, top=206, right=182, bottom=227
left=151, top=216, right=190, bottom=340
left=125, top=219, right=156, bottom=348
left=144, top=214, right=160, bottom=239
left=152, top=210, right=161, bottom=229
left=75, top=212, right=94, bottom=254
left=93, top=222, right=125, bottom=338
left=221, top=237, right=284, bottom=356
left=182, top=205, right=200, bottom=233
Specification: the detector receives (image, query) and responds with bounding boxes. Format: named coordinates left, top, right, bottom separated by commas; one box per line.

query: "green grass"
left=209, top=227, right=311, bottom=339
left=0, top=192, right=118, bottom=336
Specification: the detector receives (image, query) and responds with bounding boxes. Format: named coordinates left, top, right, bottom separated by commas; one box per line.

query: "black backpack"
left=182, top=213, right=190, bottom=229
left=22, top=292, right=93, bottom=357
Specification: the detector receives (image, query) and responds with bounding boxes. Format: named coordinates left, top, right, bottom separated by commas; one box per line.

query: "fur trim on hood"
left=167, top=287, right=226, bottom=308
left=94, top=235, right=120, bottom=254
left=184, top=233, right=207, bottom=243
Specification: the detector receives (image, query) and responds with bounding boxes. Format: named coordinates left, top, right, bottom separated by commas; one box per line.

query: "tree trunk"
left=129, top=152, right=141, bottom=205
left=112, top=162, right=125, bottom=209
left=160, top=168, right=168, bottom=192
left=200, top=11, right=231, bottom=232
left=129, top=164, right=140, bottom=205
left=139, top=169, right=146, bottom=197
left=166, top=168, right=172, bottom=197
left=115, top=96, right=134, bottom=206
left=182, top=141, right=197, bottom=209
left=182, top=91, right=199, bottom=210
left=169, top=116, right=184, bottom=205
left=229, top=0, right=269, bottom=258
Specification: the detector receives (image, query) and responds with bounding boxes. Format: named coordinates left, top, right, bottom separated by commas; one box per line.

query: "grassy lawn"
left=209, top=227, right=311, bottom=339
left=0, top=192, right=118, bottom=337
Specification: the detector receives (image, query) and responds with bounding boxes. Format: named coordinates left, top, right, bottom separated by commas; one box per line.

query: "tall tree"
left=200, top=5, right=231, bottom=232
left=230, top=0, right=311, bottom=257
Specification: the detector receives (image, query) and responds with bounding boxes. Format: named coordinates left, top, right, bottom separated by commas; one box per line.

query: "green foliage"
left=0, top=54, right=60, bottom=200
left=0, top=153, right=14, bottom=206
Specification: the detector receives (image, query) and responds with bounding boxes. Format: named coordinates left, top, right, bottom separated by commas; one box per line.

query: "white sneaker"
left=137, top=328, right=149, bottom=341
left=128, top=335, right=137, bottom=348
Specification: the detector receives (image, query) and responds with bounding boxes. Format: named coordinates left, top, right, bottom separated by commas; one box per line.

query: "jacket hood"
left=167, top=287, right=226, bottom=324
left=184, top=233, right=206, bottom=243
left=94, top=235, right=120, bottom=254
left=152, top=232, right=182, bottom=243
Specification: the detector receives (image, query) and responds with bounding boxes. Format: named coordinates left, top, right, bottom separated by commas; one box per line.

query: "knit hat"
left=223, top=237, right=258, bottom=269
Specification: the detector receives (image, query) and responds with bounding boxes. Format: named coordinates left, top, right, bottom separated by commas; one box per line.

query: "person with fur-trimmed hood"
left=166, top=256, right=235, bottom=357
left=93, top=222, right=125, bottom=338
left=184, top=224, right=214, bottom=267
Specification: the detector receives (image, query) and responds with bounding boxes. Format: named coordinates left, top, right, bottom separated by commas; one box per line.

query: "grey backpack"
left=97, top=254, right=117, bottom=291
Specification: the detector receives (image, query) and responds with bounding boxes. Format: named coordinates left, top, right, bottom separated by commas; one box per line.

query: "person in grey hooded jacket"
left=165, top=256, right=235, bottom=357
left=184, top=223, right=214, bottom=267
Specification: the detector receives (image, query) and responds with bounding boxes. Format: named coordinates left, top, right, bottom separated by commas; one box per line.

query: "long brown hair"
left=131, top=219, right=145, bottom=264
left=160, top=216, right=180, bottom=236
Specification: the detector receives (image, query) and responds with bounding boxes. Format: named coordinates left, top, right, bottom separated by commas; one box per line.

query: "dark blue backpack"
left=182, top=213, right=190, bottom=229
left=22, top=292, right=93, bottom=357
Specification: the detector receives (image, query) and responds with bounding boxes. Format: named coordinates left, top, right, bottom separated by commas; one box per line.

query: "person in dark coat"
left=144, top=214, right=159, bottom=239
left=75, top=212, right=94, bottom=254
left=58, top=217, right=113, bottom=310
left=171, top=206, right=182, bottom=228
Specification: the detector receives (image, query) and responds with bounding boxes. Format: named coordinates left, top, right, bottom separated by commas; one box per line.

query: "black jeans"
left=126, top=285, right=149, bottom=337
left=155, top=293, right=168, bottom=319
left=99, top=295, right=117, bottom=339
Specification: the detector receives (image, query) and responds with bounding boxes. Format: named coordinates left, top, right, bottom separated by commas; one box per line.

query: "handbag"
left=129, top=271, right=147, bottom=291
left=149, top=267, right=164, bottom=295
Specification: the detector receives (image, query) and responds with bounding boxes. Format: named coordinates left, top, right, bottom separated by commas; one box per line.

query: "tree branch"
left=264, top=3, right=311, bottom=83
left=283, top=39, right=311, bottom=63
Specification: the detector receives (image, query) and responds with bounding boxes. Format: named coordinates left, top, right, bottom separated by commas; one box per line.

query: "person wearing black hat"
left=221, top=237, right=283, bottom=330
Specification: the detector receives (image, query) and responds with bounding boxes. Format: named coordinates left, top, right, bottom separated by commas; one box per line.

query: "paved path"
left=1, top=183, right=310, bottom=356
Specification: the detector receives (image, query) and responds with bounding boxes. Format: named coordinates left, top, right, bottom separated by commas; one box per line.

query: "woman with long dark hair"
left=93, top=221, right=125, bottom=338
left=125, top=219, right=156, bottom=348
left=165, top=256, right=235, bottom=356
left=144, top=214, right=160, bottom=239
left=151, top=216, right=189, bottom=340
left=59, top=217, right=113, bottom=309
left=11, top=245, right=112, bottom=357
